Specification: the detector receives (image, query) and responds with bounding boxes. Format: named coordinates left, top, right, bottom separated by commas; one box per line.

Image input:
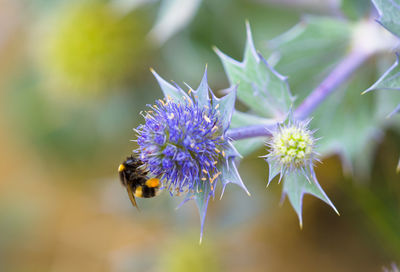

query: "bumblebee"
left=118, top=155, right=161, bottom=210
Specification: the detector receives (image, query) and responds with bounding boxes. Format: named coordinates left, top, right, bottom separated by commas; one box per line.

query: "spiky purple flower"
left=136, top=97, right=228, bottom=196
left=135, top=68, right=249, bottom=242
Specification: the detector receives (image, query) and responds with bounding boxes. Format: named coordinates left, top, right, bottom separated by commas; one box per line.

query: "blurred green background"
left=0, top=0, right=399, bottom=271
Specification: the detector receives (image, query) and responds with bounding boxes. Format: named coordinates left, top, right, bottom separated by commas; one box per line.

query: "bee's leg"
left=126, top=185, right=140, bottom=211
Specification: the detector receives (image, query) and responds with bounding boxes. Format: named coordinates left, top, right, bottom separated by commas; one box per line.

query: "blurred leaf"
left=347, top=181, right=400, bottom=255
left=111, top=0, right=156, bottom=13
left=397, top=156, right=400, bottom=172
left=372, top=0, right=400, bottom=38
left=282, top=168, right=338, bottom=227
left=149, top=0, right=202, bottom=45
left=364, top=53, right=400, bottom=116
left=341, top=0, right=371, bottom=20
left=366, top=54, right=400, bottom=91
left=159, top=1, right=300, bottom=87
left=312, top=62, right=381, bottom=177
left=269, top=16, right=352, bottom=103
left=348, top=129, right=400, bottom=257
left=216, top=23, right=293, bottom=119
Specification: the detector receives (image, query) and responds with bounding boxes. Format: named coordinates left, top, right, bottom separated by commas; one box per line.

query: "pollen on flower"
left=269, top=121, right=315, bottom=169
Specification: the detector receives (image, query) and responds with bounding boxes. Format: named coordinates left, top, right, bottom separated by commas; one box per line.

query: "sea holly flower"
left=267, top=118, right=315, bottom=175
left=135, top=68, right=249, bottom=241
left=263, top=115, right=339, bottom=227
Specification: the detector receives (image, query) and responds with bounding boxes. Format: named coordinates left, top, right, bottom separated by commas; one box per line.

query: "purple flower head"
left=136, top=97, right=228, bottom=195
left=135, top=67, right=249, bottom=242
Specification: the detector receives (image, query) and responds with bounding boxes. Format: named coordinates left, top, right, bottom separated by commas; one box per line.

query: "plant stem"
left=227, top=49, right=371, bottom=141
left=227, top=124, right=274, bottom=140
left=293, top=49, right=371, bottom=120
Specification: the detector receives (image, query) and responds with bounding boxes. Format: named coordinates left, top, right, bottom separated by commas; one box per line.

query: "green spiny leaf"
left=224, top=142, right=242, bottom=158
left=193, top=183, right=211, bottom=244
left=364, top=54, right=400, bottom=116
left=267, top=158, right=281, bottom=186
left=282, top=168, right=338, bottom=227
left=186, top=67, right=237, bottom=130
left=372, top=0, right=400, bottom=38
left=365, top=54, right=400, bottom=92
left=215, top=23, right=293, bottom=119
left=211, top=86, right=237, bottom=131
left=193, top=66, right=210, bottom=106
left=220, top=157, right=250, bottom=198
left=151, top=69, right=190, bottom=103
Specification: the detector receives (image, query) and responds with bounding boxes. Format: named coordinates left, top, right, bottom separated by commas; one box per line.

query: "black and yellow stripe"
left=118, top=156, right=161, bottom=210
left=133, top=178, right=160, bottom=198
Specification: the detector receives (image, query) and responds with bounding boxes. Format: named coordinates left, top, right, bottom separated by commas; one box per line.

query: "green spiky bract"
left=264, top=117, right=339, bottom=226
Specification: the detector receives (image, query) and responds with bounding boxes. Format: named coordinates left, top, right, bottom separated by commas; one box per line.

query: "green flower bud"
left=271, top=124, right=315, bottom=169
left=266, top=119, right=317, bottom=175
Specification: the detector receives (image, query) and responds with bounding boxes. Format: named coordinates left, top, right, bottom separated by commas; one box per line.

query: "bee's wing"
left=126, top=185, right=140, bottom=212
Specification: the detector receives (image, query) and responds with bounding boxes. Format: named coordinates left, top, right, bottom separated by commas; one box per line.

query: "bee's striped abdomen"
left=136, top=185, right=158, bottom=198
left=134, top=178, right=160, bottom=198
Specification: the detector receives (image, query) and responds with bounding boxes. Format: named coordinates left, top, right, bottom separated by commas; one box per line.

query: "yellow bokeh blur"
left=34, top=0, right=150, bottom=96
